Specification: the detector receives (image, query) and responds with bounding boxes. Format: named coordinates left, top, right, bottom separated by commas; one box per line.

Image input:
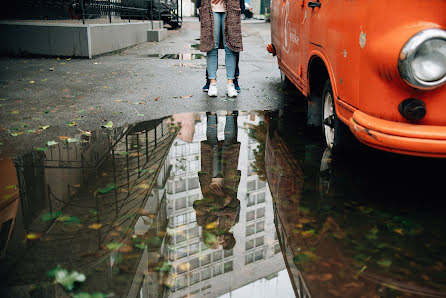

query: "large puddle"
left=1, top=109, right=446, bottom=298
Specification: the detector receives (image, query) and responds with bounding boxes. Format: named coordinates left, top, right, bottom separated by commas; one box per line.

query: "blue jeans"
left=206, top=12, right=237, bottom=80
left=206, top=114, right=238, bottom=177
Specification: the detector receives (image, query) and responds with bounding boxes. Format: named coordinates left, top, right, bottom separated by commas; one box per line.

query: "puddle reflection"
left=161, top=54, right=206, bottom=60
left=1, top=108, right=446, bottom=297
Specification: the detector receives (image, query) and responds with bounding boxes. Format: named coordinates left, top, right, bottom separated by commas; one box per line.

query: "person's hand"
left=210, top=182, right=223, bottom=195
left=212, top=0, right=223, bottom=5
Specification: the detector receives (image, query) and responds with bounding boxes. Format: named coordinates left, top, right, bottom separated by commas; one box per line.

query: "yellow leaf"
left=393, top=229, right=404, bottom=235
left=26, top=233, right=42, bottom=240
left=137, top=183, right=150, bottom=190
left=205, top=222, right=218, bottom=229
left=88, top=223, right=103, bottom=230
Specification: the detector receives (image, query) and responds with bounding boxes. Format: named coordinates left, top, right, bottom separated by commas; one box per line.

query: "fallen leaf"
left=115, top=99, right=122, bottom=102
left=11, top=110, right=19, bottom=114
left=180, top=95, right=192, bottom=99
left=102, top=121, right=113, bottom=129
left=29, top=81, right=35, bottom=84
left=34, top=147, right=48, bottom=151
left=67, top=138, right=79, bottom=143
left=59, top=136, right=70, bottom=140
left=137, top=183, right=150, bottom=189
left=96, top=184, right=116, bottom=194
left=26, top=233, right=42, bottom=240
left=88, top=223, right=103, bottom=230
left=42, top=211, right=63, bottom=221
left=106, top=242, right=123, bottom=250
left=137, top=113, right=144, bottom=117
left=393, top=228, right=404, bottom=236
left=47, top=140, right=58, bottom=146
left=41, top=78, right=48, bottom=82
left=4, top=185, right=17, bottom=190
left=39, top=125, right=50, bottom=130
left=47, top=266, right=86, bottom=291
left=377, top=259, right=392, bottom=268
left=68, top=121, right=77, bottom=127
left=154, top=96, right=160, bottom=101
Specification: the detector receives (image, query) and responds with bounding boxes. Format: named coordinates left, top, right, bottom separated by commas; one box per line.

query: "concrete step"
left=147, top=28, right=168, bottom=42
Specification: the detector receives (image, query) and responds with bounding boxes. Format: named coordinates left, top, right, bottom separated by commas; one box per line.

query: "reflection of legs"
left=223, top=115, right=237, bottom=151
left=234, top=53, right=241, bottom=92
left=206, top=114, right=222, bottom=178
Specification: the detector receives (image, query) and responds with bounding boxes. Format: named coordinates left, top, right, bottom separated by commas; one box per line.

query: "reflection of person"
left=193, top=112, right=241, bottom=249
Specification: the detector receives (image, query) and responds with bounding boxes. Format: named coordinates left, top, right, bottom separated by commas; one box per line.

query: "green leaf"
left=42, top=211, right=62, bottom=222
left=67, top=138, right=79, bottom=143
left=377, top=259, right=392, bottom=268
left=134, top=243, right=145, bottom=249
left=47, top=266, right=86, bottom=291
left=106, top=242, right=123, bottom=250
left=74, top=292, right=108, bottom=298
left=47, top=140, right=58, bottom=146
left=118, top=151, right=129, bottom=156
left=96, top=184, right=116, bottom=194
left=57, top=215, right=80, bottom=223
left=35, top=147, right=48, bottom=151
left=102, top=121, right=113, bottom=129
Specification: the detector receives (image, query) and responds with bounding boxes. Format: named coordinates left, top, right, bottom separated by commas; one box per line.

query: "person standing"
left=197, top=0, right=243, bottom=97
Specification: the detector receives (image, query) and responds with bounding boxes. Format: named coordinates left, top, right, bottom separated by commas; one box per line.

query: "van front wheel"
left=321, top=80, right=351, bottom=153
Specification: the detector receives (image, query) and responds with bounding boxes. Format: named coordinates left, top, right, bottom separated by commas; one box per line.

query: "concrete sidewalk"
left=0, top=20, right=289, bottom=157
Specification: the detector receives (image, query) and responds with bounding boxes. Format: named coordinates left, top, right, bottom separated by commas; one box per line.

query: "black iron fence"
left=1, top=0, right=182, bottom=28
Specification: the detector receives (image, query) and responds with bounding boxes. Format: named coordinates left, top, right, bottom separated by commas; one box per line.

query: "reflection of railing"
left=274, top=202, right=312, bottom=298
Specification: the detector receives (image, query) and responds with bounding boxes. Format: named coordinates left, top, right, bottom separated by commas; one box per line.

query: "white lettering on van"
left=282, top=0, right=291, bottom=53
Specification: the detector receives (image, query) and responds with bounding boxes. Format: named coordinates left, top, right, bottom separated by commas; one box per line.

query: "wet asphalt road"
left=0, top=18, right=295, bottom=157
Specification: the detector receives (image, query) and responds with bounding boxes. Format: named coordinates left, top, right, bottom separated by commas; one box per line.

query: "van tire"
left=321, top=80, right=352, bottom=153
left=280, top=69, right=293, bottom=90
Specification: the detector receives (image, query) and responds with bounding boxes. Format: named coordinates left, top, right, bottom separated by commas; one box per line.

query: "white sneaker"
left=208, top=83, right=218, bottom=97
left=227, top=83, right=238, bottom=98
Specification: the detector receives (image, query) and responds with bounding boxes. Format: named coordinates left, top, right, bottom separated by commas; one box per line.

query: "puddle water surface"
left=1, top=110, right=446, bottom=297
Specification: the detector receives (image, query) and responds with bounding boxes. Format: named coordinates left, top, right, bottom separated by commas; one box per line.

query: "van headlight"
left=398, top=29, right=446, bottom=90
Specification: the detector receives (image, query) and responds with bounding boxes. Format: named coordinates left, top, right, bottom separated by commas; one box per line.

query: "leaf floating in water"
left=11, top=110, right=19, bottom=114
left=118, top=151, right=130, bottom=156
left=377, top=259, right=392, bottom=268
left=39, top=125, right=50, bottom=130
left=42, top=211, right=63, bottom=221
left=96, top=184, right=116, bottom=194
left=137, top=183, right=150, bottom=190
left=393, top=228, right=404, bottom=236
left=4, top=185, right=17, bottom=191
left=102, top=121, right=113, bottom=129
left=73, top=292, right=108, bottom=298
left=47, top=140, right=58, bottom=146
left=293, top=251, right=316, bottom=264
left=106, top=242, right=123, bottom=250
left=25, top=233, right=42, bottom=240
left=34, top=147, right=48, bottom=151
left=67, top=138, right=79, bottom=143
left=47, top=266, right=86, bottom=291
left=57, top=215, right=80, bottom=223
left=88, top=223, right=103, bottom=230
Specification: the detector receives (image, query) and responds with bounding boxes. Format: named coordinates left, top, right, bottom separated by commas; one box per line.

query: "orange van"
left=268, top=0, right=446, bottom=157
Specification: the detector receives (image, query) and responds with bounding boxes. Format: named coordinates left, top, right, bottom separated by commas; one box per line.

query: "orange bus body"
left=269, top=0, right=446, bottom=157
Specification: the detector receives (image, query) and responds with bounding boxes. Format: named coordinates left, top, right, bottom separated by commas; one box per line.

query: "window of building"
left=274, top=243, right=281, bottom=254
left=177, top=246, right=187, bottom=259
left=167, top=181, right=174, bottom=194
left=202, top=267, right=211, bottom=280
left=189, top=258, right=199, bottom=270
left=246, top=224, right=255, bottom=236
left=224, top=261, right=233, bottom=273
left=188, top=194, right=199, bottom=206
left=189, top=161, right=199, bottom=172
left=176, top=275, right=187, bottom=290
left=176, top=232, right=187, bottom=244
left=201, top=254, right=211, bottom=266
left=213, top=263, right=222, bottom=276
left=189, top=211, right=196, bottom=223
left=175, top=179, right=186, bottom=192
left=246, top=210, right=255, bottom=222
left=245, top=239, right=254, bottom=250
left=178, top=263, right=188, bottom=274
left=175, top=197, right=187, bottom=210
left=255, top=250, right=264, bottom=261
left=255, top=236, right=264, bottom=247
left=245, top=254, right=254, bottom=264
left=224, top=249, right=233, bottom=258
left=247, top=195, right=256, bottom=207
left=190, top=242, right=199, bottom=255
left=175, top=214, right=186, bottom=227
left=258, top=180, right=266, bottom=189
left=189, top=226, right=199, bottom=239
left=189, top=271, right=200, bottom=285
left=249, top=149, right=255, bottom=160
left=257, top=192, right=265, bottom=204
left=247, top=180, right=256, bottom=192
left=256, top=221, right=264, bottom=233
left=213, top=250, right=223, bottom=261
left=248, top=164, right=256, bottom=176
left=256, top=207, right=265, bottom=219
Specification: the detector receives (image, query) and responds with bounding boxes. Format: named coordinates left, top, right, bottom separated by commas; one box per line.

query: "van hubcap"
left=323, top=92, right=335, bottom=148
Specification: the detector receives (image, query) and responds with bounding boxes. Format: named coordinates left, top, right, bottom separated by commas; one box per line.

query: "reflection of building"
left=165, top=112, right=286, bottom=297
left=1, top=118, right=177, bottom=297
